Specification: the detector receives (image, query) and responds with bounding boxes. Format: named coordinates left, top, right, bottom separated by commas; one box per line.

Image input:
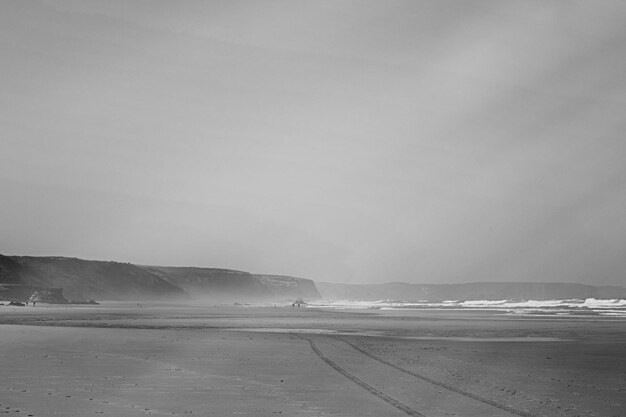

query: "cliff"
left=8, top=256, right=187, bottom=301
left=0, top=284, right=67, bottom=303
left=1, top=254, right=68, bottom=303
left=0, top=254, right=22, bottom=284
left=143, top=266, right=270, bottom=302
left=143, top=266, right=321, bottom=302
left=1, top=254, right=321, bottom=302
left=253, top=274, right=321, bottom=300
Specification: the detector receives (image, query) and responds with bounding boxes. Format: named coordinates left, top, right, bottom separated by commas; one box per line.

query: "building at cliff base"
left=0, top=284, right=68, bottom=304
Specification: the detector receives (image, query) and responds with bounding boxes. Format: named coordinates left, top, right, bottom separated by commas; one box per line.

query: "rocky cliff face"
left=143, top=266, right=271, bottom=302
left=8, top=256, right=187, bottom=301
left=144, top=267, right=321, bottom=302
left=1, top=255, right=68, bottom=303
left=0, top=254, right=322, bottom=302
left=253, top=275, right=321, bottom=300
left=0, top=254, right=22, bottom=284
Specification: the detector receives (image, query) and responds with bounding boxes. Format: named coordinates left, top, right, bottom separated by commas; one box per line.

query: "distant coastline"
left=2, top=253, right=624, bottom=304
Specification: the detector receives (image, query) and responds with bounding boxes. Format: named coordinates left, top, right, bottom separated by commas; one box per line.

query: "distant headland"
left=1, top=254, right=623, bottom=304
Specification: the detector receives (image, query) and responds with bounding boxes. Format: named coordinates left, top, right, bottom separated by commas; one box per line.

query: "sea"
left=306, top=298, right=626, bottom=317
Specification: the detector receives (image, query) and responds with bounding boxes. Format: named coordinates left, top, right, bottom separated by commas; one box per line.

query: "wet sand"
left=0, top=303, right=624, bottom=416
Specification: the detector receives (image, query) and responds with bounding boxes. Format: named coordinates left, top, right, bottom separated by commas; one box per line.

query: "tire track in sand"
left=297, top=335, right=425, bottom=417
left=331, top=336, right=536, bottom=417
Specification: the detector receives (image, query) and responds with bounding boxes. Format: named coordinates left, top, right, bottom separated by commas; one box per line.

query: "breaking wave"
left=307, top=298, right=626, bottom=317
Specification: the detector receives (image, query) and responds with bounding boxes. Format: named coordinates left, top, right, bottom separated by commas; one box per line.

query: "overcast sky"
left=1, top=1, right=625, bottom=285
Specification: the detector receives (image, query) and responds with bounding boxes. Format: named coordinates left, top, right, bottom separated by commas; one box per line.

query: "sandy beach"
left=0, top=303, right=624, bottom=417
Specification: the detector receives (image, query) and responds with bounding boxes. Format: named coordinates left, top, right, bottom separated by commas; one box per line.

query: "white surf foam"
left=307, top=298, right=626, bottom=317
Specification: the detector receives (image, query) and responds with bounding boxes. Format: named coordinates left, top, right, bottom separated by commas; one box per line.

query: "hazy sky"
left=1, top=1, right=625, bottom=285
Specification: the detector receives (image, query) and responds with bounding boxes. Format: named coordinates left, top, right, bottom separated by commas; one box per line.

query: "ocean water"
left=307, top=298, right=626, bottom=317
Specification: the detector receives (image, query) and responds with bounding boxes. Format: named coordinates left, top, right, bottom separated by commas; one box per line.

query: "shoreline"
left=1, top=305, right=624, bottom=416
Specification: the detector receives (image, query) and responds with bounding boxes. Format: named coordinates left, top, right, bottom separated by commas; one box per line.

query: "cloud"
left=1, top=1, right=625, bottom=285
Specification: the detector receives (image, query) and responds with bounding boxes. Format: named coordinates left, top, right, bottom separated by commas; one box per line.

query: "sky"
left=1, top=0, right=625, bottom=285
